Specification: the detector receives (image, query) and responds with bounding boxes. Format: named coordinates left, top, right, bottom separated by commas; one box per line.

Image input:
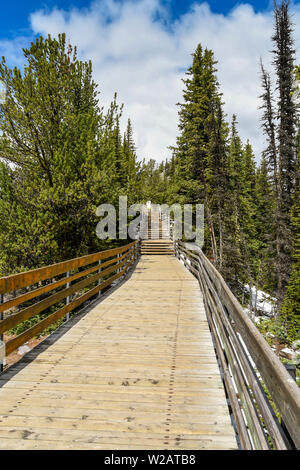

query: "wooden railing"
left=0, top=240, right=140, bottom=368
left=175, top=240, right=300, bottom=450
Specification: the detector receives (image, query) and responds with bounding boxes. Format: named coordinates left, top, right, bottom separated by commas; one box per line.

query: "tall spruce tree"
left=254, top=156, right=276, bottom=292
left=172, top=44, right=259, bottom=299
left=281, top=64, right=300, bottom=339
left=281, top=159, right=300, bottom=340
left=175, top=44, right=226, bottom=261
left=259, top=0, right=297, bottom=307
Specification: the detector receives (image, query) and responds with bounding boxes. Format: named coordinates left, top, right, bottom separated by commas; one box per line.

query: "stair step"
left=142, top=243, right=173, bottom=248
left=141, top=251, right=174, bottom=253
left=142, top=248, right=173, bottom=251
left=141, top=246, right=174, bottom=249
left=141, top=252, right=174, bottom=255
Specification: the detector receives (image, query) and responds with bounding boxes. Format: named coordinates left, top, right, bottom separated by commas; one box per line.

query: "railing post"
left=281, top=364, right=297, bottom=449
left=66, top=271, right=70, bottom=321
left=126, top=248, right=130, bottom=274
left=0, top=293, right=3, bottom=373
left=182, top=248, right=188, bottom=268
left=98, top=260, right=102, bottom=297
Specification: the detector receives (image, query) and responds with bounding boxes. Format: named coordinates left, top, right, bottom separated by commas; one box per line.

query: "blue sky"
left=0, top=0, right=299, bottom=161
left=0, top=0, right=274, bottom=39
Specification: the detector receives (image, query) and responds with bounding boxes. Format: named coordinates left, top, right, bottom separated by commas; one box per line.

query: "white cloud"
left=27, top=0, right=300, bottom=161
left=0, top=36, right=31, bottom=68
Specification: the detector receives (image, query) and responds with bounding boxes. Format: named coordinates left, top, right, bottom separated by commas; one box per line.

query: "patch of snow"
left=281, top=347, right=294, bottom=356
left=253, top=315, right=270, bottom=324
left=244, top=284, right=276, bottom=317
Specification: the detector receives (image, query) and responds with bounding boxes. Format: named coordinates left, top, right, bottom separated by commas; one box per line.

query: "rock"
left=17, top=345, right=30, bottom=355
left=292, top=339, right=300, bottom=350
left=266, top=332, right=275, bottom=339
left=279, top=347, right=294, bottom=360
left=291, top=353, right=300, bottom=366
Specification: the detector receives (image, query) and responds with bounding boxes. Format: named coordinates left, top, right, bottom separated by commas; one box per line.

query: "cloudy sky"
left=0, top=0, right=300, bottom=162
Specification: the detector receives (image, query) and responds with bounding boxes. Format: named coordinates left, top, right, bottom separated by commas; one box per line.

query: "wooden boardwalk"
left=0, top=255, right=237, bottom=450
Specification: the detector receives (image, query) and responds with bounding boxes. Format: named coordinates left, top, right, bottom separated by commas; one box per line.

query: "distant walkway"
left=0, top=255, right=237, bottom=450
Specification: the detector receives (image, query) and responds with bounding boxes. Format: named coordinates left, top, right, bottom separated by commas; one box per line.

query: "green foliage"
left=167, top=43, right=262, bottom=299
left=257, top=318, right=289, bottom=343
left=0, top=34, right=143, bottom=277
left=260, top=1, right=298, bottom=307
left=161, top=21, right=299, bottom=342
left=8, top=312, right=65, bottom=337
left=281, top=155, right=300, bottom=341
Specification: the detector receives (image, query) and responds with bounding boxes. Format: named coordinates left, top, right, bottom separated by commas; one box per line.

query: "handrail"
left=175, top=240, right=300, bottom=450
left=0, top=240, right=140, bottom=365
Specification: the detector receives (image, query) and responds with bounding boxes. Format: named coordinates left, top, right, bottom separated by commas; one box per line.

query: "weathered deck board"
left=0, top=255, right=237, bottom=450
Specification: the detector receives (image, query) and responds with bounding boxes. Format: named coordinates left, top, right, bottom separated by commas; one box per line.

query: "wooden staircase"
left=141, top=206, right=174, bottom=255
left=141, top=239, right=174, bottom=255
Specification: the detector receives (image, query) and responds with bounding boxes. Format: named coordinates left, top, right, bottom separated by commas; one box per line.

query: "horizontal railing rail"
left=0, top=240, right=140, bottom=366
left=175, top=240, right=300, bottom=450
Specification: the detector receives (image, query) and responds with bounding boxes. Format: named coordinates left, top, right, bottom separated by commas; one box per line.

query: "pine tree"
left=280, top=64, right=300, bottom=340
left=259, top=0, right=297, bottom=307
left=281, top=162, right=300, bottom=340
left=0, top=35, right=142, bottom=274
left=175, top=44, right=224, bottom=260
left=223, top=116, right=249, bottom=291
left=254, top=156, right=276, bottom=292
left=205, top=100, right=230, bottom=271
left=172, top=44, right=259, bottom=298
left=0, top=34, right=98, bottom=186
left=122, top=118, right=141, bottom=201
